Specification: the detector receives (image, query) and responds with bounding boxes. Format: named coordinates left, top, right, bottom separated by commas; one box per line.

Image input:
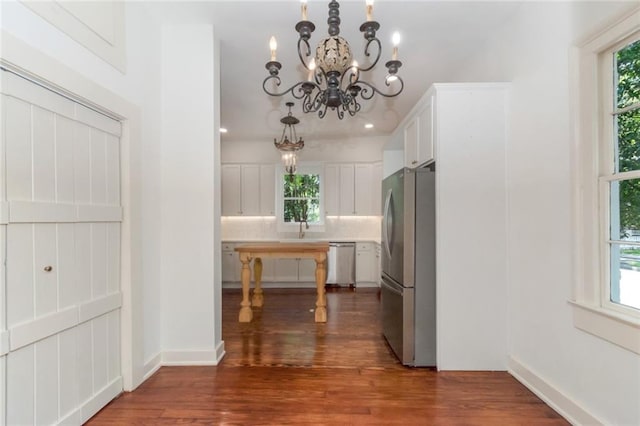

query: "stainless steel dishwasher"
left=326, top=242, right=356, bottom=286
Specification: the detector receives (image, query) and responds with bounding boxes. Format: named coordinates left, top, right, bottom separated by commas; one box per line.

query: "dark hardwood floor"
left=87, top=287, right=568, bottom=425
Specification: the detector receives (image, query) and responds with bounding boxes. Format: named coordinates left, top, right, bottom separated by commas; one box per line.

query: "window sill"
left=569, top=301, right=640, bottom=355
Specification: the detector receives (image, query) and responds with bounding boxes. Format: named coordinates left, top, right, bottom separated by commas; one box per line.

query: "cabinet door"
left=404, top=117, right=419, bottom=168
left=240, top=165, right=261, bottom=216
left=258, top=257, right=276, bottom=282
left=354, top=164, right=372, bottom=215
left=259, top=164, right=276, bottom=216
left=324, top=164, right=339, bottom=216
left=339, top=164, right=355, bottom=215
left=356, top=243, right=376, bottom=283
left=221, top=250, right=238, bottom=282
left=275, top=258, right=299, bottom=282
left=298, top=258, right=317, bottom=282
left=417, top=95, right=434, bottom=164
left=221, top=165, right=242, bottom=216
left=371, top=163, right=382, bottom=216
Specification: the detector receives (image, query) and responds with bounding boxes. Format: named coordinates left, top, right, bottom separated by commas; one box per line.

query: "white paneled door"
left=1, top=69, right=123, bottom=425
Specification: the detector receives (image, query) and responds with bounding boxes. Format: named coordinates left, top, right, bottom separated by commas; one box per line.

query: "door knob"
left=44, top=266, right=53, bottom=272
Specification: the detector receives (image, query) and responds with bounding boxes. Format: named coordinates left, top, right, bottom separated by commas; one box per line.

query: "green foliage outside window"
left=283, top=174, right=320, bottom=223
left=615, top=39, right=640, bottom=235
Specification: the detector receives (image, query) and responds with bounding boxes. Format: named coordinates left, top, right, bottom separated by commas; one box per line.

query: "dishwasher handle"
left=329, top=242, right=355, bottom=247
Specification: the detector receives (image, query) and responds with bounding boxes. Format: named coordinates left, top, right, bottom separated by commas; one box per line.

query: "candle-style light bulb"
left=351, top=60, right=359, bottom=75
left=366, top=0, right=374, bottom=21
left=301, top=0, right=308, bottom=21
left=269, top=36, right=277, bottom=61
left=308, top=57, right=316, bottom=81
left=391, top=32, right=400, bottom=60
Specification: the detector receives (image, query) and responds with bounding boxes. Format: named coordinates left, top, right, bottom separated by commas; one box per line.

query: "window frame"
left=571, top=7, right=640, bottom=355
left=275, top=163, right=326, bottom=233
left=599, top=35, right=640, bottom=317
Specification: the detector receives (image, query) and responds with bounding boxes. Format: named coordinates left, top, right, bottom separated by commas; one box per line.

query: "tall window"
left=604, top=38, right=640, bottom=312
left=572, top=8, right=639, bottom=355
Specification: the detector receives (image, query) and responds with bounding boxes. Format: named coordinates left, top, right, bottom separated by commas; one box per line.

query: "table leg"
left=314, top=254, right=327, bottom=322
left=252, top=257, right=264, bottom=307
left=238, top=253, right=253, bottom=322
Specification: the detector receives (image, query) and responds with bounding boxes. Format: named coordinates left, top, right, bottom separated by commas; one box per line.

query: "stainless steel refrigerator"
left=381, top=166, right=436, bottom=366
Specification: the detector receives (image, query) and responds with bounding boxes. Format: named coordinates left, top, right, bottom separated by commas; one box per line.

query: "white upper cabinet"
left=371, top=162, right=382, bottom=216
left=324, top=163, right=379, bottom=216
left=240, top=165, right=260, bottom=216
left=339, top=164, right=355, bottom=215
left=324, top=164, right=339, bottom=216
left=402, top=91, right=435, bottom=168
left=221, top=165, right=242, bottom=216
left=221, top=164, right=276, bottom=216
left=259, top=164, right=276, bottom=216
left=354, top=164, right=372, bottom=215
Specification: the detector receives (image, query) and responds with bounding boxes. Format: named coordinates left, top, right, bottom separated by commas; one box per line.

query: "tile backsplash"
left=221, top=216, right=381, bottom=242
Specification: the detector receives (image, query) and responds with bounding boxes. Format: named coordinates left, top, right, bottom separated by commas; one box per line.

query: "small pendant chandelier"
left=274, top=102, right=304, bottom=177
left=263, top=0, right=403, bottom=119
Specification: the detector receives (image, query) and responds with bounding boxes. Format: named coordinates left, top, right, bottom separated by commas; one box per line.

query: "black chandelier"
left=263, top=0, right=404, bottom=119
left=274, top=102, right=304, bottom=177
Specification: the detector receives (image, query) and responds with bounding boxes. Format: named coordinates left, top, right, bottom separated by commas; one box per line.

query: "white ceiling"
left=150, top=1, right=522, bottom=142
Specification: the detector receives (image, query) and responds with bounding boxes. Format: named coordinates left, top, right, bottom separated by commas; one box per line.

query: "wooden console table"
left=234, top=242, right=330, bottom=323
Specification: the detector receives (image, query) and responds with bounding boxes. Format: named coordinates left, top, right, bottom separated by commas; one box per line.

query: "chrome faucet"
left=298, top=220, right=309, bottom=239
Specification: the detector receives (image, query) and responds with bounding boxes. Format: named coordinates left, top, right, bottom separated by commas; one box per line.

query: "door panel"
left=5, top=96, right=32, bottom=201
left=91, top=223, right=108, bottom=298
left=106, top=133, right=120, bottom=205
left=34, top=224, right=57, bottom=317
left=74, top=123, right=92, bottom=204
left=35, top=336, right=58, bottom=425
left=93, top=315, right=109, bottom=392
left=75, top=223, right=92, bottom=304
left=56, top=116, right=76, bottom=204
left=76, top=321, right=93, bottom=404
left=106, top=223, right=121, bottom=294
left=6, top=345, right=35, bottom=426
left=107, top=311, right=121, bottom=381
left=32, top=106, right=56, bottom=202
left=90, top=128, right=107, bottom=204
left=59, top=328, right=79, bottom=419
left=7, top=224, right=34, bottom=327
left=58, top=224, right=77, bottom=310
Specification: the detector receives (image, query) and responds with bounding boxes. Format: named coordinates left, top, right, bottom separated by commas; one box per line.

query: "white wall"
left=160, top=24, right=218, bottom=362
left=452, top=3, right=639, bottom=425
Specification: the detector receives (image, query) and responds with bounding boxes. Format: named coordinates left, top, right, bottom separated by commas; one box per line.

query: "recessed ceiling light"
left=365, top=123, right=374, bottom=129
left=219, top=128, right=228, bottom=133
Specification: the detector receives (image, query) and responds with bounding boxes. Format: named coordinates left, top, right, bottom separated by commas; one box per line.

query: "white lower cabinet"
left=297, top=258, right=317, bottom=282
left=275, top=258, right=299, bottom=282
left=221, top=247, right=239, bottom=282
left=356, top=242, right=378, bottom=285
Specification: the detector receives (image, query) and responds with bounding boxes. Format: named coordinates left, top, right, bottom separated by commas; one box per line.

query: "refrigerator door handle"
left=383, top=188, right=393, bottom=260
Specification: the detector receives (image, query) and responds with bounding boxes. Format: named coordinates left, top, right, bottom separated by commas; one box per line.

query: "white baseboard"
left=161, top=349, right=223, bottom=366
left=508, top=356, right=602, bottom=426
left=57, top=406, right=81, bottom=425
left=142, top=352, right=162, bottom=381
left=80, top=377, right=123, bottom=424
left=215, top=340, right=226, bottom=361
